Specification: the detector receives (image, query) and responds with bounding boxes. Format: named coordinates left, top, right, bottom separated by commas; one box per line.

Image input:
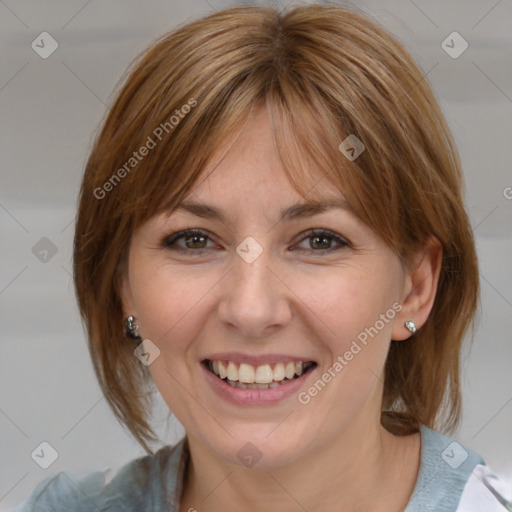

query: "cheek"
left=285, top=267, right=399, bottom=429
left=129, top=261, right=219, bottom=411
left=129, top=258, right=227, bottom=367
left=129, top=248, right=401, bottom=367
left=298, top=264, right=399, bottom=341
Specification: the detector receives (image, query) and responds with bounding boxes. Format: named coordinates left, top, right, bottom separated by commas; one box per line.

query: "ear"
left=119, top=271, right=137, bottom=320
left=392, top=236, right=443, bottom=340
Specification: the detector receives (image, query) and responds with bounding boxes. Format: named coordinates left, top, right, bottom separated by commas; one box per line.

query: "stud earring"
left=125, top=316, right=141, bottom=339
left=404, top=320, right=417, bottom=334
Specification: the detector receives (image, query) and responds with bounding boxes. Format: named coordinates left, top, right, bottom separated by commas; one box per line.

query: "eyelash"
left=161, top=228, right=350, bottom=255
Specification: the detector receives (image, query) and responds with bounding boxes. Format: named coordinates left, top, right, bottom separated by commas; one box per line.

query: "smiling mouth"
left=203, top=359, right=317, bottom=390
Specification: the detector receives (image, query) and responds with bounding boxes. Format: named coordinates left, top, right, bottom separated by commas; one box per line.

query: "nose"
left=217, top=248, right=293, bottom=340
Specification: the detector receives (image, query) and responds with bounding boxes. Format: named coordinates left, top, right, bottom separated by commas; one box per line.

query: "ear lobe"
left=392, top=236, right=443, bottom=341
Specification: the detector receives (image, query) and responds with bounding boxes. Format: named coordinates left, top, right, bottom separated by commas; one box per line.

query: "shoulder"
left=456, top=464, right=512, bottom=512
left=14, top=438, right=188, bottom=512
left=13, top=470, right=108, bottom=512
left=406, top=425, right=511, bottom=512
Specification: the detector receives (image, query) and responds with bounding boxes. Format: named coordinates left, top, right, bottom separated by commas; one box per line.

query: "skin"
left=121, top=104, right=442, bottom=512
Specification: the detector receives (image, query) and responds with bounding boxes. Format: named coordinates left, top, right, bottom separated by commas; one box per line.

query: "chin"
left=202, top=426, right=313, bottom=470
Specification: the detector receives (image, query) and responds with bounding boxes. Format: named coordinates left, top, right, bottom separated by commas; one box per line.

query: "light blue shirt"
left=14, top=425, right=508, bottom=511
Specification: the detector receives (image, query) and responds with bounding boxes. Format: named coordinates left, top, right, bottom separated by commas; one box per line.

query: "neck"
left=179, top=417, right=420, bottom=512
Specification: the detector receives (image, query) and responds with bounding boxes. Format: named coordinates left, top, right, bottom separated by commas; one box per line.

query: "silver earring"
left=404, top=320, right=417, bottom=334
left=125, top=316, right=141, bottom=339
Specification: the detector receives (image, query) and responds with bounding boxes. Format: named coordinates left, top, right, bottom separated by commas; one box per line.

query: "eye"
left=293, top=229, right=349, bottom=253
left=162, top=229, right=216, bottom=253
left=162, top=228, right=350, bottom=255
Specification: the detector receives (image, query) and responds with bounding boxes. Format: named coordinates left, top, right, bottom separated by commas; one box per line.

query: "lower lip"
left=201, top=363, right=316, bottom=405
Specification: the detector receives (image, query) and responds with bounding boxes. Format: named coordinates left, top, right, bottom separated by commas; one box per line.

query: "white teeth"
left=218, top=361, right=227, bottom=379
left=238, top=363, right=255, bottom=383
left=255, top=364, right=273, bottom=384
left=273, top=362, right=285, bottom=381
left=285, top=362, right=296, bottom=379
left=207, top=359, right=314, bottom=385
left=226, top=361, right=238, bottom=381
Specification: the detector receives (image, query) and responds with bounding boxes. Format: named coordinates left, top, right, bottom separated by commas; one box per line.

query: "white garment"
left=456, top=464, right=512, bottom=511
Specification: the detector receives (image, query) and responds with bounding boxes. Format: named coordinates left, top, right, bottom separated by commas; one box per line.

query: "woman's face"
left=122, top=105, right=410, bottom=468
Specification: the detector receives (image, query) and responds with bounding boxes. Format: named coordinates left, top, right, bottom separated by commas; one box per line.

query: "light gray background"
left=1, top=0, right=511, bottom=509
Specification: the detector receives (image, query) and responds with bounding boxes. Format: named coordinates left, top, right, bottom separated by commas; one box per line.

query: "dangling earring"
left=125, top=316, right=141, bottom=339
left=404, top=320, right=417, bottom=334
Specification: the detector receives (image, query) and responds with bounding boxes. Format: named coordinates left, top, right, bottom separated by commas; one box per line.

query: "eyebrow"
left=169, top=199, right=352, bottom=223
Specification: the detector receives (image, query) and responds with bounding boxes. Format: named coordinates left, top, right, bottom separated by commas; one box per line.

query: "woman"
left=17, top=4, right=510, bottom=511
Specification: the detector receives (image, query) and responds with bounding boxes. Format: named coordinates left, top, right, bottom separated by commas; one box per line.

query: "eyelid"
left=161, top=228, right=217, bottom=248
left=162, top=227, right=351, bottom=253
left=293, top=228, right=350, bottom=251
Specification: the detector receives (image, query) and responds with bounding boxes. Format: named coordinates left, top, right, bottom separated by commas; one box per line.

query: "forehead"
left=182, top=104, right=346, bottom=206
left=172, top=157, right=348, bottom=227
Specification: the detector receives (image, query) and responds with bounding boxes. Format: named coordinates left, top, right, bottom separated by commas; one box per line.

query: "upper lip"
left=201, top=352, right=317, bottom=366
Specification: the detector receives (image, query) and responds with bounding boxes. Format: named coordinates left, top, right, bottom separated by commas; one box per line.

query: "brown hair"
left=73, top=4, right=479, bottom=453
